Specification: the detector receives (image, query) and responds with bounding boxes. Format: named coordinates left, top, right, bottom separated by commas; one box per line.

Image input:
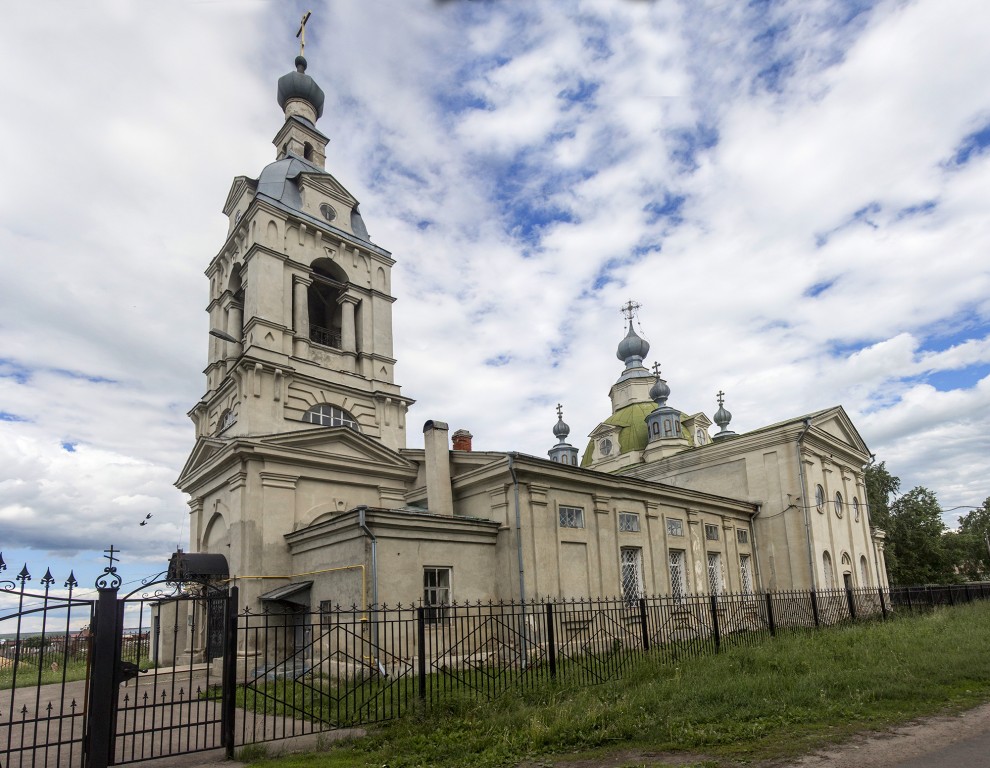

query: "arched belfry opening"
left=308, top=258, right=348, bottom=348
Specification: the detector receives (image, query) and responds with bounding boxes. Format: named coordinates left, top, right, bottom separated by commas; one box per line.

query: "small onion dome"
left=553, top=414, right=571, bottom=443
left=714, top=402, right=732, bottom=430
left=277, top=56, right=325, bottom=120
left=650, top=376, right=671, bottom=406
left=616, top=322, right=650, bottom=364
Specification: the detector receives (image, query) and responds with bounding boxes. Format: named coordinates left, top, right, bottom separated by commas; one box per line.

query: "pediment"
left=301, top=173, right=358, bottom=208
left=589, top=423, right=619, bottom=439
left=176, top=437, right=227, bottom=487
left=259, top=427, right=415, bottom=469
left=811, top=406, right=870, bottom=454
left=223, top=176, right=256, bottom=216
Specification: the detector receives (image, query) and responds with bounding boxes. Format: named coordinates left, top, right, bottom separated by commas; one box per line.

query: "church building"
left=176, top=53, right=889, bottom=618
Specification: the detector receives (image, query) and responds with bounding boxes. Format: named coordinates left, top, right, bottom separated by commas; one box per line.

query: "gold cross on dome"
left=296, top=10, right=312, bottom=56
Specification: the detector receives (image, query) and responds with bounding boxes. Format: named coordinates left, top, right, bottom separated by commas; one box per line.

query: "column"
left=292, top=277, right=311, bottom=357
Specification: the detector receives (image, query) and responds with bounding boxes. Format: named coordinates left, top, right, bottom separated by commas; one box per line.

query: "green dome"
left=580, top=402, right=656, bottom=468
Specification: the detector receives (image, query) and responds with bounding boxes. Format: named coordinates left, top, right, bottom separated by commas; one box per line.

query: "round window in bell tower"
left=320, top=203, right=337, bottom=222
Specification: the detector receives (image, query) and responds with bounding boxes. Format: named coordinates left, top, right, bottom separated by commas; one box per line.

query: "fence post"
left=417, top=607, right=427, bottom=701
left=545, top=602, right=557, bottom=679
left=927, top=586, right=934, bottom=609
left=709, top=594, right=721, bottom=653
left=878, top=588, right=887, bottom=620
left=638, top=597, right=650, bottom=651
left=764, top=592, right=776, bottom=637
left=906, top=588, right=913, bottom=611
left=222, top=586, right=238, bottom=759
left=948, top=586, right=955, bottom=607
left=810, top=590, right=820, bottom=628
left=845, top=588, right=857, bottom=621
left=86, top=574, right=123, bottom=768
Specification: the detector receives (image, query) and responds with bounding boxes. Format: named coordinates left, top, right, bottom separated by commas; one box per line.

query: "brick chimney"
left=423, top=420, right=453, bottom=515
left=451, top=429, right=473, bottom=451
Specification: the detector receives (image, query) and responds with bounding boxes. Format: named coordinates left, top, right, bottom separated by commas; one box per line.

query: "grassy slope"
left=249, top=603, right=990, bottom=768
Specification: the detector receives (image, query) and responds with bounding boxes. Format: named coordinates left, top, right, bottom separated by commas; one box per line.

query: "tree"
left=864, top=461, right=900, bottom=532
left=885, top=487, right=954, bottom=585
left=953, top=497, right=990, bottom=580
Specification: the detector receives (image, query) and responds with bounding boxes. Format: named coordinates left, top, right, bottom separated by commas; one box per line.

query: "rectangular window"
left=737, top=528, right=749, bottom=544
left=705, top=523, right=720, bottom=541
left=707, top=552, right=723, bottom=595
left=559, top=506, right=584, bottom=529
left=620, top=548, right=644, bottom=603
left=668, top=550, right=687, bottom=601
left=740, top=555, right=753, bottom=593
left=618, top=512, right=640, bottom=532
left=423, top=567, right=451, bottom=623
left=320, top=599, right=334, bottom=627
left=666, top=518, right=683, bottom=537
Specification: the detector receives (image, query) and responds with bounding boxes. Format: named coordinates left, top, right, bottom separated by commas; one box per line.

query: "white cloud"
left=1, top=0, right=989, bottom=585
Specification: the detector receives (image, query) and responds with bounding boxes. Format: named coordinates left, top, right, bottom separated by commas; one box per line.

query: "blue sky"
left=1, top=0, right=989, bottom=591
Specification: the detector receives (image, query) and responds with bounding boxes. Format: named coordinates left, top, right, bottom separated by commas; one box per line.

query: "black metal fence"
left=3, top=545, right=990, bottom=768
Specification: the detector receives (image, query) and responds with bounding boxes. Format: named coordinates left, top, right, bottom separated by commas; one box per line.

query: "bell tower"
left=188, top=50, right=413, bottom=452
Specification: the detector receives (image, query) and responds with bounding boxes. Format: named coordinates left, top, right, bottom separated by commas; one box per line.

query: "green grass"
left=245, top=603, right=990, bottom=767
left=0, top=645, right=154, bottom=690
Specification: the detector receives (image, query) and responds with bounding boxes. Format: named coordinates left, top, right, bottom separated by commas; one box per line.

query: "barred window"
left=423, top=567, right=451, bottom=623
left=705, top=523, right=720, bottom=541
left=320, top=599, right=334, bottom=626
left=666, top=518, right=683, bottom=537
left=302, top=404, right=360, bottom=430
left=707, top=552, right=724, bottom=595
left=669, top=550, right=686, bottom=600
left=618, top=512, right=640, bottom=532
left=559, top=506, right=584, bottom=529
left=834, top=491, right=844, bottom=518
left=736, top=528, right=749, bottom=544
left=740, top=554, right=753, bottom=593
left=620, top=547, right=644, bottom=603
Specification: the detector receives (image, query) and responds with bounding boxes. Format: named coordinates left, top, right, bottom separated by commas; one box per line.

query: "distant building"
left=176, top=55, right=888, bottom=622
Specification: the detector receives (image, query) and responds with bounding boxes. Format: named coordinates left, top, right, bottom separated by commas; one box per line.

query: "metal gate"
left=1, top=547, right=235, bottom=768
left=1, top=559, right=93, bottom=768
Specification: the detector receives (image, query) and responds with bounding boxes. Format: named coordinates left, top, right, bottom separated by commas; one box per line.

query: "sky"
left=1, top=0, right=989, bottom=595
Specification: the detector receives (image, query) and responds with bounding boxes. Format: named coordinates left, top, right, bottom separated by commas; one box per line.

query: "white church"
left=176, top=53, right=889, bottom=618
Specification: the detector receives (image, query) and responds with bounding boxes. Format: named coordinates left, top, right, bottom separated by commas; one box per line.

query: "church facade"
left=176, top=56, right=889, bottom=619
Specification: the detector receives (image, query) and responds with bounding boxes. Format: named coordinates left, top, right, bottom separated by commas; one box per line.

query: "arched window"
left=302, top=404, right=360, bottom=431
left=822, top=551, right=834, bottom=589
left=815, top=484, right=825, bottom=513
left=860, top=555, right=869, bottom=585
left=216, top=408, right=236, bottom=435
left=852, top=497, right=860, bottom=522
left=303, top=141, right=314, bottom=161
left=308, top=259, right=348, bottom=348
left=834, top=491, right=844, bottom=518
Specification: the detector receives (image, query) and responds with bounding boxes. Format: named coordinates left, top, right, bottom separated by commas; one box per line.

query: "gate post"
left=416, top=607, right=427, bottom=701
left=845, top=588, right=857, bottom=621
left=709, top=594, right=721, bottom=653
left=878, top=588, right=888, bottom=620
left=764, top=592, right=776, bottom=637
left=545, top=602, right=557, bottom=678
left=222, top=586, right=239, bottom=759
left=85, top=547, right=124, bottom=768
left=638, top=597, right=650, bottom=651
left=810, top=590, right=820, bottom=628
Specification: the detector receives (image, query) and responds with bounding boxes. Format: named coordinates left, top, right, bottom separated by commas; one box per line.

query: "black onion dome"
left=276, top=56, right=325, bottom=119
